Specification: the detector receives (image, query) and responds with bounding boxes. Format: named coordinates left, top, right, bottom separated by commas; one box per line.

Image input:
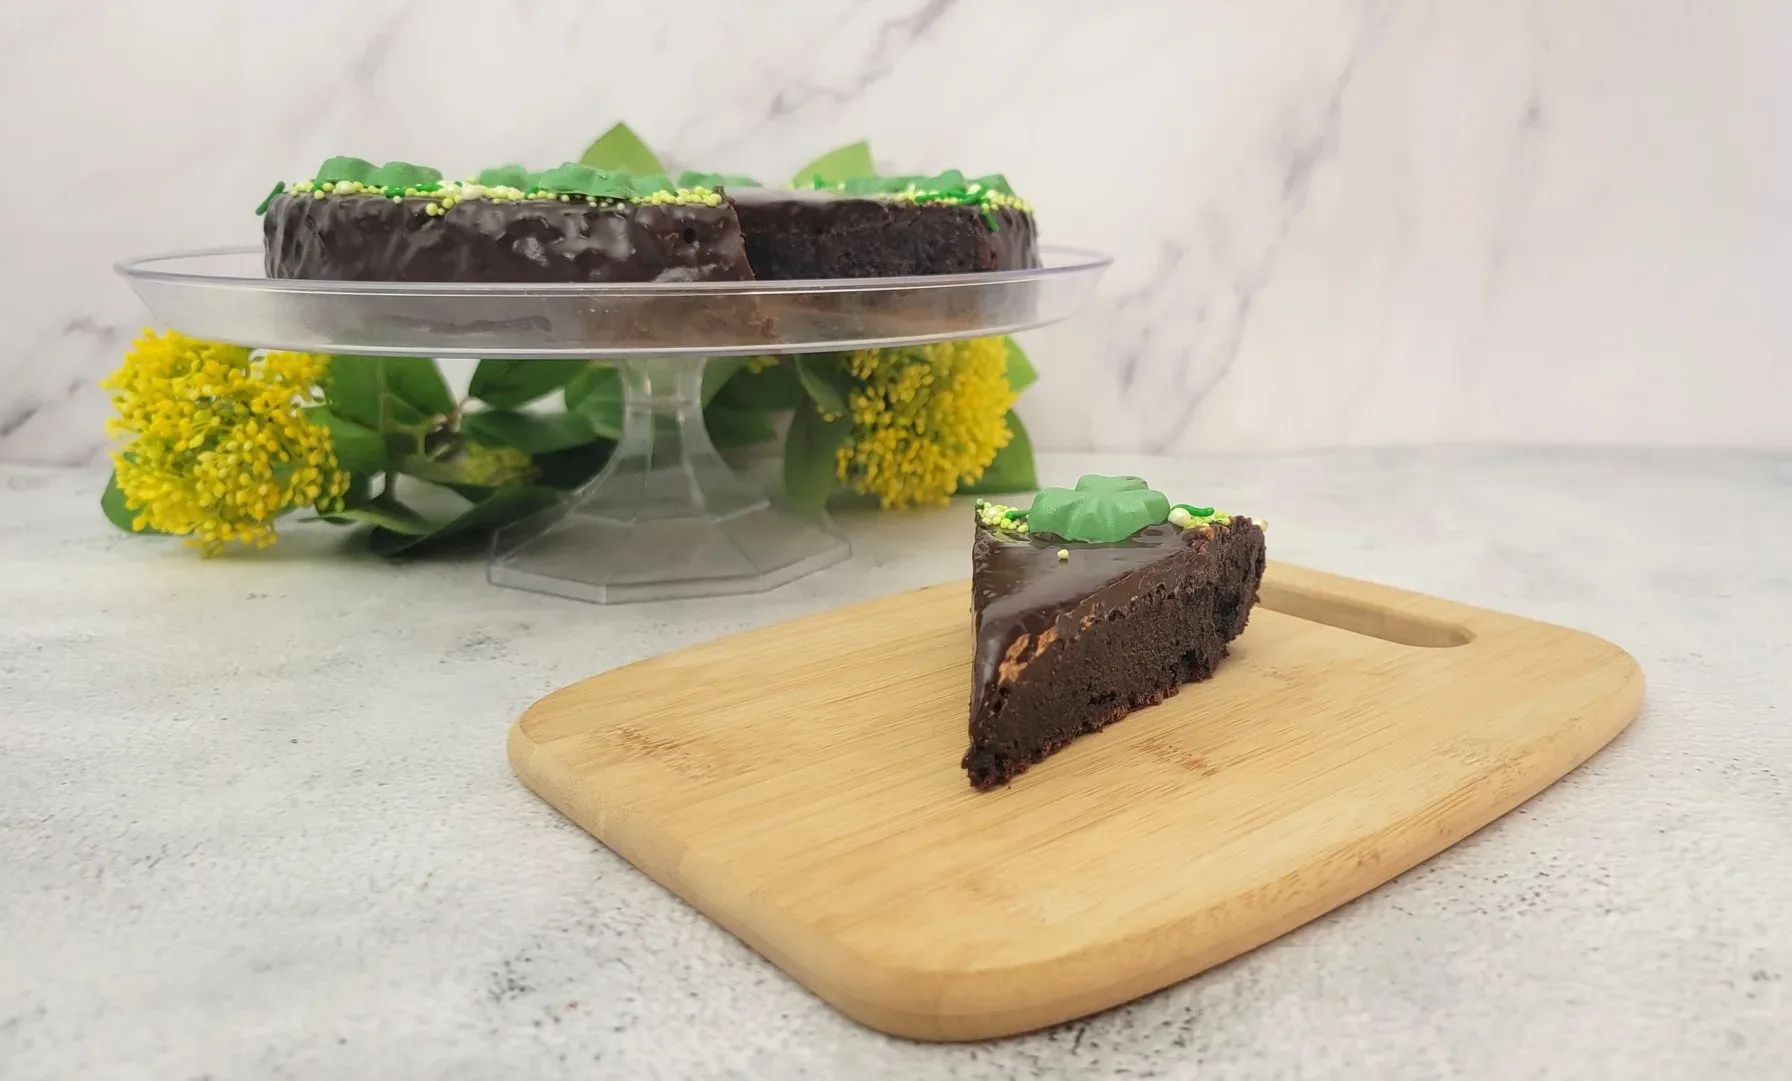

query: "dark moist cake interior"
left=728, top=188, right=1039, bottom=280
left=965, top=519, right=1266, bottom=790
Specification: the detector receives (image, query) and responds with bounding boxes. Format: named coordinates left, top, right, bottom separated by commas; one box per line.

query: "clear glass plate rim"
left=115, top=244, right=1113, bottom=297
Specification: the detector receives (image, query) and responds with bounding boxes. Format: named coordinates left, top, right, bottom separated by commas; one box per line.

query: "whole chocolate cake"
left=966, top=477, right=1267, bottom=790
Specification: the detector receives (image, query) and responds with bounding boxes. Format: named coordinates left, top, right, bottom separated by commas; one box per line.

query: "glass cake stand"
left=116, top=245, right=1111, bottom=603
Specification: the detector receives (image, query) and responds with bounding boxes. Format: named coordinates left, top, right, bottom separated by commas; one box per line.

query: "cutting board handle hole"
left=1258, top=583, right=1474, bottom=648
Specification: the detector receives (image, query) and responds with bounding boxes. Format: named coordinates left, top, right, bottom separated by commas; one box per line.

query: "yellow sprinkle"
left=1057, top=549, right=1069, bottom=561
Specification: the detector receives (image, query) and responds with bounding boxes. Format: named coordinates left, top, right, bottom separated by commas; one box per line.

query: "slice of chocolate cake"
left=730, top=171, right=1039, bottom=280
left=260, top=159, right=755, bottom=284
left=965, top=476, right=1267, bottom=790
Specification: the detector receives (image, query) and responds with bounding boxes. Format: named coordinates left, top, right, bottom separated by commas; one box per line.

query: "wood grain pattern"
left=508, top=562, right=1643, bottom=1041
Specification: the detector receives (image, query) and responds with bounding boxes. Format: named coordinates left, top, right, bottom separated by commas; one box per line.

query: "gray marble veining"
left=2, top=0, right=1791, bottom=466
left=2, top=448, right=1789, bottom=1079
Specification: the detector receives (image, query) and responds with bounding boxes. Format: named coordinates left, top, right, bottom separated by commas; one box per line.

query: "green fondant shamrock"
left=368, top=161, right=443, bottom=189
left=630, top=172, right=676, bottom=196
left=476, top=164, right=532, bottom=190
left=1025, top=475, right=1170, bottom=543
left=314, top=156, right=377, bottom=185
left=533, top=162, right=633, bottom=200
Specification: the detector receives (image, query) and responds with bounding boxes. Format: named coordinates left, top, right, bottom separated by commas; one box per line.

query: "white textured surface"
left=4, top=0, right=1792, bottom=462
left=2, top=449, right=1789, bottom=1079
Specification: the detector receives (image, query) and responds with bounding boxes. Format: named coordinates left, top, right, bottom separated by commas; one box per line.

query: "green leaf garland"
left=794, top=354, right=854, bottom=418
left=101, top=470, right=140, bottom=532
left=308, top=405, right=386, bottom=473
left=1004, top=338, right=1039, bottom=393
left=366, top=486, right=562, bottom=558
left=783, top=399, right=851, bottom=509
left=461, top=409, right=598, bottom=455
left=469, top=358, right=589, bottom=410
left=962, top=412, right=1037, bottom=495
left=714, top=362, right=804, bottom=411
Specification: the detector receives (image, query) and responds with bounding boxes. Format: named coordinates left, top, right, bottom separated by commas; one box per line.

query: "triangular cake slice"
left=965, top=476, right=1267, bottom=789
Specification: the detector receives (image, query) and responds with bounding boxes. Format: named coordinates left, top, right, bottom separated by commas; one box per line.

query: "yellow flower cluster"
left=100, top=330, right=350, bottom=553
left=834, top=336, right=1016, bottom=509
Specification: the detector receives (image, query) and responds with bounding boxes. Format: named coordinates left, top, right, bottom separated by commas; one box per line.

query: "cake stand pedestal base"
left=488, top=358, right=849, bottom=604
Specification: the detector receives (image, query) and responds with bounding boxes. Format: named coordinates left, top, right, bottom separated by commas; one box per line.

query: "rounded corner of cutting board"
left=506, top=686, right=580, bottom=793
left=1543, top=623, right=1648, bottom=741
left=776, top=937, right=1110, bottom=1042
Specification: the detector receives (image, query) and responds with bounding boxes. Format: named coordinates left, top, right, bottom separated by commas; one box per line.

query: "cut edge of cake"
left=965, top=477, right=1267, bottom=790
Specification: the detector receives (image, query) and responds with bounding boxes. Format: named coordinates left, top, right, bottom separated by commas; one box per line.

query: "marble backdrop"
left=2, top=0, right=1789, bottom=465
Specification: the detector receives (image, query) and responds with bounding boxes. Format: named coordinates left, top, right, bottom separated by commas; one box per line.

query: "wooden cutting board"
left=508, top=563, right=1642, bottom=1041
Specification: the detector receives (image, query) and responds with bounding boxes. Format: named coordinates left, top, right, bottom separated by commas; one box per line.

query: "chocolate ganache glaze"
left=263, top=192, right=755, bottom=284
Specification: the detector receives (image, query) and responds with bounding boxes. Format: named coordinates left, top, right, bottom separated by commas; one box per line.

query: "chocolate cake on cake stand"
left=116, top=245, right=1110, bottom=603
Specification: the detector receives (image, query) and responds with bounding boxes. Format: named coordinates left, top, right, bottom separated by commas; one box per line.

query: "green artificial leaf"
left=962, top=411, right=1037, bottom=495
left=367, top=486, right=564, bottom=558
left=532, top=439, right=616, bottom=490
left=1003, top=337, right=1039, bottom=393
left=461, top=409, right=598, bottom=454
left=701, top=357, right=750, bottom=404
left=307, top=405, right=386, bottom=473
left=578, top=122, right=666, bottom=175
left=1025, top=475, right=1171, bottom=544
left=328, top=355, right=420, bottom=429
left=342, top=473, right=372, bottom=508
left=383, top=355, right=455, bottom=417
left=322, top=495, right=435, bottom=535
left=713, top=361, right=804, bottom=412
left=328, top=355, right=452, bottom=430
left=393, top=455, right=505, bottom=502
left=783, top=400, right=850, bottom=510
left=791, top=140, right=876, bottom=188
left=794, top=354, right=854, bottom=418
left=469, top=358, right=589, bottom=410
left=564, top=365, right=624, bottom=438
left=705, top=407, right=777, bottom=451
left=101, top=470, right=142, bottom=533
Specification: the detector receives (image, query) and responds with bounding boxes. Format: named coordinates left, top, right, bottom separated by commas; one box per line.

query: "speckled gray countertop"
left=3, top=448, right=1789, bottom=1080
